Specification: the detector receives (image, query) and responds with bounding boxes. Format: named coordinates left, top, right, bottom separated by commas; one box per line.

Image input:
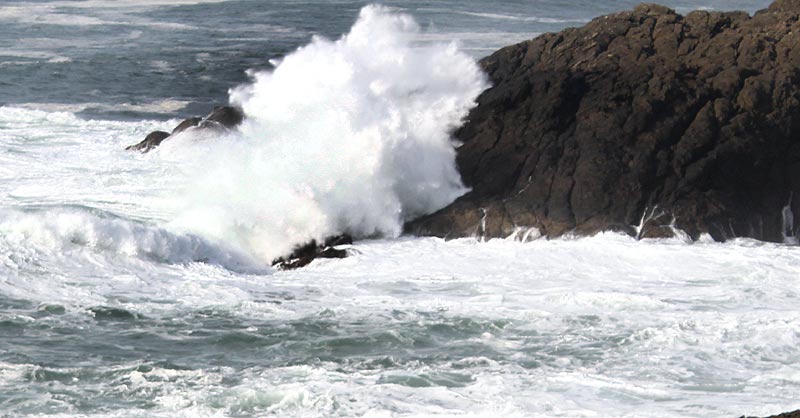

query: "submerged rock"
left=272, top=235, right=353, bottom=270
left=126, top=106, right=244, bottom=152
left=408, top=0, right=800, bottom=243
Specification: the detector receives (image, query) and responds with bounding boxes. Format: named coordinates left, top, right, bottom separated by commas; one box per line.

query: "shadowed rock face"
left=199, top=106, right=244, bottom=130
left=408, top=0, right=800, bottom=243
left=125, top=131, right=170, bottom=152
left=126, top=106, right=244, bottom=152
left=171, top=117, right=202, bottom=135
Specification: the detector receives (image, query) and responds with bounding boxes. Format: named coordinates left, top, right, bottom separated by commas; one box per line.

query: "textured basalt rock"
left=408, top=0, right=800, bottom=243
left=126, top=106, right=244, bottom=152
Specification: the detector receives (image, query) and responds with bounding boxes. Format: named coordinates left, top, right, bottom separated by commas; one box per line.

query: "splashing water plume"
left=165, top=5, right=486, bottom=262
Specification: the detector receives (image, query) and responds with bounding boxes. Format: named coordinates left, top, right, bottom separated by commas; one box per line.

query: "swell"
left=0, top=206, right=260, bottom=272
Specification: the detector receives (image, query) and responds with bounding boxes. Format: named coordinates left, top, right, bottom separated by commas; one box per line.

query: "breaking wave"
left=162, top=5, right=487, bottom=262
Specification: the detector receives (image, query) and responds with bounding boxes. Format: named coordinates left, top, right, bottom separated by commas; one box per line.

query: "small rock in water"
left=272, top=234, right=353, bottom=270
left=125, top=131, right=170, bottom=152
left=171, top=117, right=202, bottom=135
left=198, top=106, right=244, bottom=131
left=125, top=106, right=244, bottom=153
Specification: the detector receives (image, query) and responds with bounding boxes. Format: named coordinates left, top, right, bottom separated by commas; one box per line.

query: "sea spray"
left=0, top=208, right=260, bottom=272
left=164, top=5, right=487, bottom=262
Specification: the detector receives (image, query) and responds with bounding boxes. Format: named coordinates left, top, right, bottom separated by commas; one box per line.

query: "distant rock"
left=126, top=106, right=244, bottom=153
left=408, top=0, right=800, bottom=243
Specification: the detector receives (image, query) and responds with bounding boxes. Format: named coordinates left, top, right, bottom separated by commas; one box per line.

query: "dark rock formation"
left=199, top=106, right=244, bottom=130
left=766, top=411, right=800, bottom=418
left=125, top=131, right=170, bottom=152
left=171, top=117, right=202, bottom=135
left=126, top=106, right=244, bottom=153
left=742, top=410, right=800, bottom=418
left=408, top=0, right=800, bottom=243
left=272, top=235, right=353, bottom=270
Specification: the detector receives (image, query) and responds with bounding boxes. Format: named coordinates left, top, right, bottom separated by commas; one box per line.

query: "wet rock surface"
left=125, top=103, right=353, bottom=267
left=199, top=105, right=244, bottom=131
left=126, top=106, right=244, bottom=152
left=171, top=116, right=202, bottom=135
left=272, top=235, right=353, bottom=270
left=742, top=410, right=800, bottom=418
left=125, top=130, right=170, bottom=152
left=408, top=0, right=800, bottom=243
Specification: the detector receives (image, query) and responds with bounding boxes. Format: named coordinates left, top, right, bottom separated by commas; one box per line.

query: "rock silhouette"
left=125, top=131, right=170, bottom=153
left=272, top=235, right=353, bottom=270
left=126, top=106, right=244, bottom=152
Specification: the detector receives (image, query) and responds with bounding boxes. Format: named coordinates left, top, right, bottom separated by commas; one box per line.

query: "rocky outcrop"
left=171, top=117, right=202, bottom=135
left=126, top=106, right=244, bottom=152
left=272, top=235, right=352, bottom=270
left=742, top=409, right=800, bottom=418
left=125, top=131, right=171, bottom=152
left=408, top=0, right=800, bottom=243
left=199, top=106, right=244, bottom=131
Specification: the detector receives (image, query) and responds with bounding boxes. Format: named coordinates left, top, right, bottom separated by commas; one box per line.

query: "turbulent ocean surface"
left=3, top=0, right=800, bottom=417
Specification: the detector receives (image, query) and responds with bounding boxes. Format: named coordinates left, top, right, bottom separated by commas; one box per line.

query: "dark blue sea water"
left=1, top=0, right=771, bottom=120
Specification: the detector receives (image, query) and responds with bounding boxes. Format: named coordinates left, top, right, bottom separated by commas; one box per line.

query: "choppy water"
left=0, top=0, right=772, bottom=120
left=3, top=1, right=799, bottom=417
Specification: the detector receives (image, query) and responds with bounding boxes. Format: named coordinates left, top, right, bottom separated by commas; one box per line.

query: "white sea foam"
left=2, top=3, right=798, bottom=416
left=161, top=5, right=487, bottom=262
left=11, top=100, right=190, bottom=115
left=0, top=208, right=260, bottom=272
left=457, top=11, right=590, bottom=24
left=0, top=106, right=180, bottom=220
left=2, top=234, right=800, bottom=417
left=0, top=2, right=199, bottom=30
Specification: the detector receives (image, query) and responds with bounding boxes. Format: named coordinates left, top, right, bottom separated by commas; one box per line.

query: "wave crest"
left=166, top=5, right=487, bottom=262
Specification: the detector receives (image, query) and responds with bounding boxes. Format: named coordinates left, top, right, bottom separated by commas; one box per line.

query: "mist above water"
left=164, top=5, right=486, bottom=262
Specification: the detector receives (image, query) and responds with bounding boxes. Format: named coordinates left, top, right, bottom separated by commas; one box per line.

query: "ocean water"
left=3, top=0, right=799, bottom=417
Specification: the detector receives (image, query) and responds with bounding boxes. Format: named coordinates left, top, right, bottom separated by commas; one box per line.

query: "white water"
left=2, top=223, right=800, bottom=416
left=2, top=4, right=799, bottom=417
left=160, top=5, right=486, bottom=262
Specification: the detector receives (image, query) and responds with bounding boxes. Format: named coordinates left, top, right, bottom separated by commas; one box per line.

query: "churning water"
left=2, top=0, right=797, bottom=417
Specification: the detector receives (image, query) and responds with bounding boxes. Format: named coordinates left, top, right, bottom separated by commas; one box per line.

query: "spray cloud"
left=167, top=5, right=487, bottom=262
